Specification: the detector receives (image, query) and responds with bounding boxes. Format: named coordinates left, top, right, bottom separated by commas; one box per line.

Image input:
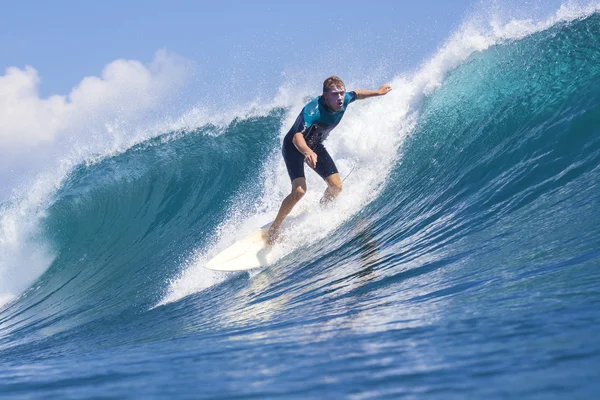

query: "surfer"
left=267, top=76, right=392, bottom=245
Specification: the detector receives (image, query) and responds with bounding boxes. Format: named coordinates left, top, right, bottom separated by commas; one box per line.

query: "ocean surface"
left=1, top=8, right=600, bottom=400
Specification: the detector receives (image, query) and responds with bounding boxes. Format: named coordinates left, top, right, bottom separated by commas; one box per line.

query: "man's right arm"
left=292, top=132, right=318, bottom=168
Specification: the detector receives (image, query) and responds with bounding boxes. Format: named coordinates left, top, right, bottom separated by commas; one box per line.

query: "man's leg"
left=321, top=173, right=342, bottom=205
left=267, top=177, right=307, bottom=245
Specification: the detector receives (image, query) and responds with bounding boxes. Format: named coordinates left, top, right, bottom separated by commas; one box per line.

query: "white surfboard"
left=204, top=211, right=311, bottom=272
left=204, top=225, right=274, bottom=271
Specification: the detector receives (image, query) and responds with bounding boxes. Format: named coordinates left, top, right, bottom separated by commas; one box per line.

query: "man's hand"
left=377, top=84, right=392, bottom=95
left=305, top=150, right=318, bottom=169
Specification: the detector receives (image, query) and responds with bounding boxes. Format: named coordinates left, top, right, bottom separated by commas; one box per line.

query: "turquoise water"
left=1, top=13, right=600, bottom=399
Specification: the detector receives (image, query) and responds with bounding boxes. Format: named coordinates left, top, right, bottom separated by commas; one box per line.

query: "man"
left=267, top=75, right=392, bottom=244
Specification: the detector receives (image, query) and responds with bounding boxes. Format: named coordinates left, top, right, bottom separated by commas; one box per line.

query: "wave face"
left=1, top=13, right=600, bottom=399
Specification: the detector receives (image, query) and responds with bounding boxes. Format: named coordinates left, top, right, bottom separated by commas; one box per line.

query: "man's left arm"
left=354, top=84, right=392, bottom=100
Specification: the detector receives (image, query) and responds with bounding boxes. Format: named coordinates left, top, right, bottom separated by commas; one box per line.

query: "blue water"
left=1, top=12, right=600, bottom=399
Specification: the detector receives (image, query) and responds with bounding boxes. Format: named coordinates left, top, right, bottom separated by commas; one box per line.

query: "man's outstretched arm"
left=354, top=84, right=392, bottom=99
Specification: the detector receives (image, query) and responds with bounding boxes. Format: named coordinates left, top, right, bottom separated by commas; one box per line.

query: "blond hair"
left=322, top=75, right=346, bottom=93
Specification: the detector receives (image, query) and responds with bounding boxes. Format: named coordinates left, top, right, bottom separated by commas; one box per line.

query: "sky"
left=0, top=0, right=574, bottom=198
left=2, top=0, right=481, bottom=101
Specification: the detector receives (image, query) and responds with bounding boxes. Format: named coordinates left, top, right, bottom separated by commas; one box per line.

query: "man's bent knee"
left=324, top=174, right=342, bottom=194
left=326, top=180, right=342, bottom=196
left=293, top=185, right=306, bottom=201
left=329, top=181, right=342, bottom=193
left=291, top=178, right=307, bottom=202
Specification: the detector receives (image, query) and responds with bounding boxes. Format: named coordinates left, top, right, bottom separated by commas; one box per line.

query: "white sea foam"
left=0, top=170, right=66, bottom=308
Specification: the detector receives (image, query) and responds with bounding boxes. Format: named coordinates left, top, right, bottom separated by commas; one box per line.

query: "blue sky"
left=2, top=0, right=569, bottom=105
left=2, top=0, right=482, bottom=102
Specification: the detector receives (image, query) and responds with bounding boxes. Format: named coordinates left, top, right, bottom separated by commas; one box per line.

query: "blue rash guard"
left=282, top=91, right=357, bottom=181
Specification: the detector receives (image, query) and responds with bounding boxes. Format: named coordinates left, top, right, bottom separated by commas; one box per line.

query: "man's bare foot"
left=265, top=226, right=280, bottom=246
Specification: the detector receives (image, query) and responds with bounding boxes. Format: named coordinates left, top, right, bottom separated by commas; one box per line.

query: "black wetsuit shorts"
left=282, top=141, right=338, bottom=181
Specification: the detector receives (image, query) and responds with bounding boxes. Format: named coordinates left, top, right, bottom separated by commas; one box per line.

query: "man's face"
left=323, top=85, right=345, bottom=111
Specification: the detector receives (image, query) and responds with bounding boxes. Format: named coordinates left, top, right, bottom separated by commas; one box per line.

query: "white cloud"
left=0, top=49, right=192, bottom=150
left=0, top=66, right=68, bottom=147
